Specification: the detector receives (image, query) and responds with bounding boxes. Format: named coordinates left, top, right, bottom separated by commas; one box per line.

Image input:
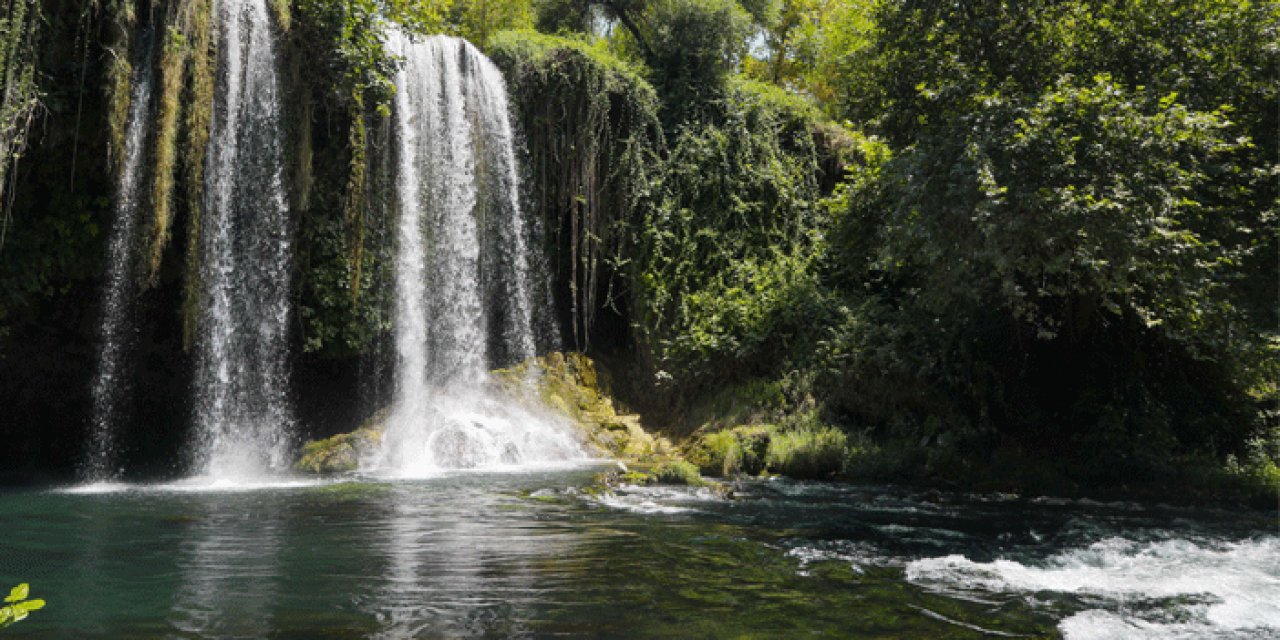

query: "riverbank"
left=295, top=352, right=1280, bottom=510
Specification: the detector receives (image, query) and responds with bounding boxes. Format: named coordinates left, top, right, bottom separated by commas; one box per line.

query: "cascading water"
left=379, top=33, right=584, bottom=475
left=83, top=31, right=155, bottom=482
left=190, top=0, right=294, bottom=479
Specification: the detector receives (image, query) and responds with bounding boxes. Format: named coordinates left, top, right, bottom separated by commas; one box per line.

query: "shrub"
left=766, top=426, right=847, bottom=479
left=647, top=460, right=705, bottom=486
left=687, top=424, right=777, bottom=477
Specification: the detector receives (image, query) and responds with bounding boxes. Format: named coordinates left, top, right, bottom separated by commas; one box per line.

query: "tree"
left=450, top=0, right=535, bottom=46
left=825, top=74, right=1266, bottom=467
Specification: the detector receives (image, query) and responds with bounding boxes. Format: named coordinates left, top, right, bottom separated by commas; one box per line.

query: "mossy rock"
left=296, top=353, right=683, bottom=473
left=494, top=352, right=674, bottom=466
left=295, top=427, right=382, bottom=474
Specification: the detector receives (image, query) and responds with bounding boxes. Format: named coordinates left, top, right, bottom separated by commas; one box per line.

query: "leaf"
left=17, top=599, right=44, bottom=613
left=5, top=584, right=28, bottom=603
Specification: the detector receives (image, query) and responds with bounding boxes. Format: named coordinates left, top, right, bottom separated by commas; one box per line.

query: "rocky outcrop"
left=294, top=409, right=386, bottom=473
left=490, top=352, right=678, bottom=465
left=295, top=353, right=686, bottom=475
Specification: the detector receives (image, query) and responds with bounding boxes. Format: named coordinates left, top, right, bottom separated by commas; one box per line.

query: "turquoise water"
left=1, top=469, right=1276, bottom=638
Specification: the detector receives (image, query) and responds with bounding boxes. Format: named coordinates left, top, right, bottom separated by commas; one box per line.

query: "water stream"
left=189, top=0, right=294, bottom=480
left=83, top=30, right=155, bottom=481
left=379, top=33, right=582, bottom=475
left=7, top=474, right=1276, bottom=638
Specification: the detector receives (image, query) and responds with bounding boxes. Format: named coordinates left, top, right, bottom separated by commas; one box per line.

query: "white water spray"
left=190, top=0, right=294, bottom=480
left=84, top=32, right=155, bottom=481
left=379, top=33, right=584, bottom=475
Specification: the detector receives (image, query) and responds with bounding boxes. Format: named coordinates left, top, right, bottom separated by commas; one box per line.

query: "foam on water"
left=62, top=481, right=136, bottom=495
left=59, top=477, right=337, bottom=495
left=784, top=539, right=889, bottom=576
left=593, top=484, right=723, bottom=515
left=906, top=535, right=1280, bottom=639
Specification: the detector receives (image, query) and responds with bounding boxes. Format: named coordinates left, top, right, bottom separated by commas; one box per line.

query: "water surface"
left=1, top=470, right=1275, bottom=638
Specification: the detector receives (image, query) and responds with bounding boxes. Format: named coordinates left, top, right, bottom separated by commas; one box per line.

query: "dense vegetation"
left=0, top=0, right=1274, bottom=499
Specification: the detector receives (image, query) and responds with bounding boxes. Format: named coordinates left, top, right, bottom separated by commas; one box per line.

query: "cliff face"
left=0, top=0, right=672, bottom=479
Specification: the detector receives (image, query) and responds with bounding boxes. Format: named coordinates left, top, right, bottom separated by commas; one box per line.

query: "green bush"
left=647, top=460, right=705, bottom=486
left=687, top=425, right=776, bottom=477
left=765, top=427, right=847, bottom=479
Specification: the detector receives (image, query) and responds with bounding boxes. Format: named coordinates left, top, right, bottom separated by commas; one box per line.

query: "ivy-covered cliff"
left=0, top=0, right=1275, bottom=501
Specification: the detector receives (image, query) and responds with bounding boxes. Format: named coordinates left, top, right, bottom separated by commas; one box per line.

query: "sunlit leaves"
left=0, top=583, right=45, bottom=629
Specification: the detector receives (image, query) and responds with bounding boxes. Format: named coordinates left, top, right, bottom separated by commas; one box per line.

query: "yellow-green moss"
left=104, top=0, right=137, bottom=167
left=490, top=352, right=681, bottom=465
left=268, top=0, right=290, bottom=32
left=295, top=427, right=382, bottom=474
left=180, top=0, right=215, bottom=347
left=148, top=25, right=186, bottom=285
left=295, top=407, right=389, bottom=474
left=105, top=55, right=131, bottom=170
left=344, top=102, right=368, bottom=301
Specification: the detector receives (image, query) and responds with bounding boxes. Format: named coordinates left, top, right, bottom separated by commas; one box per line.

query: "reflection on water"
left=2, top=471, right=1276, bottom=639
left=371, top=478, right=577, bottom=637
left=169, top=494, right=284, bottom=636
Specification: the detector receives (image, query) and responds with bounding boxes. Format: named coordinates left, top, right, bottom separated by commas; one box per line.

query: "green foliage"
left=533, top=0, right=596, bottom=33
left=0, top=0, right=40, bottom=220
left=822, top=73, right=1267, bottom=468
left=0, top=583, right=45, bottom=629
left=448, top=0, right=535, bottom=46
left=490, top=29, right=661, bottom=350
left=639, top=0, right=752, bottom=113
left=893, top=76, right=1249, bottom=348
left=843, top=0, right=1278, bottom=328
left=633, top=80, right=825, bottom=386
left=686, top=424, right=775, bottom=476
left=292, top=0, right=450, bottom=113
left=742, top=0, right=877, bottom=114
left=544, top=0, right=755, bottom=116
left=291, top=0, right=446, bottom=356
left=646, top=459, right=704, bottom=485
left=764, top=425, right=846, bottom=479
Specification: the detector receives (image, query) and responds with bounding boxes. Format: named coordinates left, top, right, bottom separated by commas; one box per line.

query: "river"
left=1, top=468, right=1275, bottom=638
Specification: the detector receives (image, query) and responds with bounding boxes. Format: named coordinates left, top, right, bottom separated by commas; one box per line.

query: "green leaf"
left=17, top=599, right=45, bottom=612
left=5, top=583, right=28, bottom=603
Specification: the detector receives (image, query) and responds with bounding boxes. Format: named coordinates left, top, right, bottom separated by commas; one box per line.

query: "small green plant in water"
left=0, top=583, right=45, bottom=630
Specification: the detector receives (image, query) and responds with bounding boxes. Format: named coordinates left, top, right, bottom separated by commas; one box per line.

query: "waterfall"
left=83, top=31, right=155, bottom=482
left=379, top=33, right=583, bottom=474
left=190, top=0, right=294, bottom=479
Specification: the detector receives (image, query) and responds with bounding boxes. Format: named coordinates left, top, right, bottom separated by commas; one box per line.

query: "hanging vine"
left=103, top=0, right=136, bottom=170
left=0, top=0, right=42, bottom=251
left=489, top=31, right=662, bottom=352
